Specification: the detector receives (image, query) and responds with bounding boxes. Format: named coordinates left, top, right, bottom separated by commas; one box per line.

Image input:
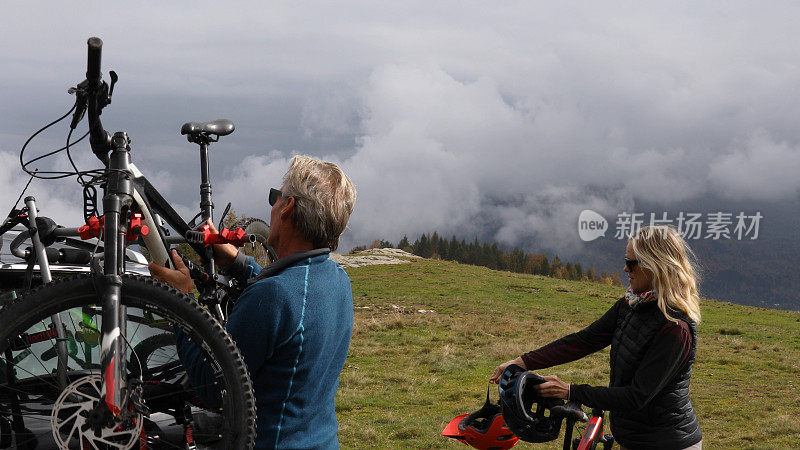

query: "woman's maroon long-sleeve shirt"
left=520, top=300, right=692, bottom=412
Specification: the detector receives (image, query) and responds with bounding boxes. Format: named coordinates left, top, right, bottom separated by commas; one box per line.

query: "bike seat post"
left=197, top=138, right=217, bottom=277
left=198, top=139, right=214, bottom=225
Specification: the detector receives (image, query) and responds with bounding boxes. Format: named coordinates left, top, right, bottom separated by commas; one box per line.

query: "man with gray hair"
left=150, top=155, right=357, bottom=449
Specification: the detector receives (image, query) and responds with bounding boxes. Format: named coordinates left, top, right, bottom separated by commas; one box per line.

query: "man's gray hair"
left=282, top=155, right=356, bottom=251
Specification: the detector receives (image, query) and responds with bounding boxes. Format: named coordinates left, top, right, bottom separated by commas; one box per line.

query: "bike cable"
left=3, top=172, right=36, bottom=224
left=18, top=101, right=125, bottom=186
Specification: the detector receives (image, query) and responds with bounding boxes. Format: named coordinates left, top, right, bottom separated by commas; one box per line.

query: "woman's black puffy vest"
left=609, top=299, right=702, bottom=449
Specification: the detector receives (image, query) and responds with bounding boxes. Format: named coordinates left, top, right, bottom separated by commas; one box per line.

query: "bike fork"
left=99, top=132, right=133, bottom=417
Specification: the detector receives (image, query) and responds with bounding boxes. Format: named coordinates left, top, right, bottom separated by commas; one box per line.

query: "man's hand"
left=203, top=220, right=239, bottom=268
left=533, top=374, right=570, bottom=399
left=149, top=249, right=195, bottom=294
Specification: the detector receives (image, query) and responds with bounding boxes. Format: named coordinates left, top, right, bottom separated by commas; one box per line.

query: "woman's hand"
left=489, top=357, right=526, bottom=384
left=533, top=374, right=570, bottom=399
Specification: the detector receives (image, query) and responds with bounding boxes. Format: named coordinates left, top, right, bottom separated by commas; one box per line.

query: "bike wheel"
left=130, top=332, right=181, bottom=381
left=0, top=274, right=256, bottom=449
left=234, top=218, right=277, bottom=265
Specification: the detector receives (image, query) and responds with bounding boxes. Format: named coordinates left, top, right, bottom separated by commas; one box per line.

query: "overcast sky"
left=2, top=1, right=799, bottom=255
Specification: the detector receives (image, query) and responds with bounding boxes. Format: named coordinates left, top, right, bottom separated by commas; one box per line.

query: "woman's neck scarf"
left=625, top=288, right=657, bottom=308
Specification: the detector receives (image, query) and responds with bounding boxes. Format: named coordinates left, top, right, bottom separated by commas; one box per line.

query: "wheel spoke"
left=0, top=361, right=62, bottom=391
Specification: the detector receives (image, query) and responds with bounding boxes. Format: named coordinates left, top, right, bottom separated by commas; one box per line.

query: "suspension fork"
left=99, top=131, right=133, bottom=417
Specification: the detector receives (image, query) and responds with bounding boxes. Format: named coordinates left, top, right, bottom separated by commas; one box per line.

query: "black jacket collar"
left=247, top=248, right=330, bottom=285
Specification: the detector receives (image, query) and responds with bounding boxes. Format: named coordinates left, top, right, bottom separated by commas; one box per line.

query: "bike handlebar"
left=86, top=37, right=102, bottom=84
left=551, top=400, right=589, bottom=423
left=84, top=37, right=112, bottom=162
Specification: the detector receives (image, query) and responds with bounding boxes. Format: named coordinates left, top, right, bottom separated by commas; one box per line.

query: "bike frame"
left=82, top=38, right=231, bottom=421
left=22, top=197, right=69, bottom=390
left=572, top=411, right=604, bottom=450
left=561, top=406, right=612, bottom=450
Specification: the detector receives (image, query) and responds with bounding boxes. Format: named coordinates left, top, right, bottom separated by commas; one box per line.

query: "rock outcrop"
left=330, top=248, right=420, bottom=268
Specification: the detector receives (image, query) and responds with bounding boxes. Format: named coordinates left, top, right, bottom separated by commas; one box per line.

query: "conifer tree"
left=398, top=235, right=411, bottom=252
left=449, top=235, right=460, bottom=261
left=540, top=256, right=551, bottom=276
left=550, top=256, right=563, bottom=277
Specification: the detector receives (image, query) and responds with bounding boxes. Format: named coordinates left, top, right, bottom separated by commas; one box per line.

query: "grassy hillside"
left=335, top=258, right=800, bottom=449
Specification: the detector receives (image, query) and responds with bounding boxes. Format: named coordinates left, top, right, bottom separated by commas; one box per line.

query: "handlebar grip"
left=42, top=247, right=93, bottom=265
left=59, top=248, right=93, bottom=265
left=185, top=230, right=205, bottom=244
left=52, top=227, right=81, bottom=238
left=86, top=37, right=103, bottom=82
left=44, top=247, right=61, bottom=263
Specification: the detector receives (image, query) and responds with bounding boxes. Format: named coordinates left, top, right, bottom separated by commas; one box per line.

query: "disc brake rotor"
left=50, top=375, right=142, bottom=449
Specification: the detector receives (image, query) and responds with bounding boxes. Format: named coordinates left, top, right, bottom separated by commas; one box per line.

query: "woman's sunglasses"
left=624, top=257, right=639, bottom=271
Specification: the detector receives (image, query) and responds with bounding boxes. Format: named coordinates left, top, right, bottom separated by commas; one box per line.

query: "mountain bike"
left=551, top=400, right=614, bottom=450
left=0, top=37, right=274, bottom=449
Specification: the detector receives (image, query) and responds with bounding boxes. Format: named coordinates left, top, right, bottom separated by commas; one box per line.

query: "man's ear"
left=280, top=196, right=295, bottom=220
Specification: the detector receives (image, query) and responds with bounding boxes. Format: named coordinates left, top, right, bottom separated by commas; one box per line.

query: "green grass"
left=335, top=258, right=800, bottom=449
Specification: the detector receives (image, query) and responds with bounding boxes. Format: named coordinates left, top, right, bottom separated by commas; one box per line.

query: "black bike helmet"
left=497, top=364, right=565, bottom=443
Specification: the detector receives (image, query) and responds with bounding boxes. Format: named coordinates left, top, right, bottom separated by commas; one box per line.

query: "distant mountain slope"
left=576, top=198, right=799, bottom=311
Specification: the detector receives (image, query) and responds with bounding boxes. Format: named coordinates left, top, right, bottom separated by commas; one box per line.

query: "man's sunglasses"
left=268, top=188, right=283, bottom=207
left=624, top=257, right=639, bottom=271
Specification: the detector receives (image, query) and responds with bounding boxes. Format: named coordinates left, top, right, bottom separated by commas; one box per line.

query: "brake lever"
left=70, top=74, right=114, bottom=130
left=218, top=202, right=232, bottom=231
left=68, top=80, right=89, bottom=130
left=107, top=71, right=118, bottom=100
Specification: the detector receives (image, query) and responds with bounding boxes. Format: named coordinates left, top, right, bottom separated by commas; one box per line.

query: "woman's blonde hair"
left=629, top=226, right=702, bottom=324
left=282, top=155, right=356, bottom=251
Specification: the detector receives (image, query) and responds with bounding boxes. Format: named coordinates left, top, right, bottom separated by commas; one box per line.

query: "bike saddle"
left=180, top=119, right=235, bottom=137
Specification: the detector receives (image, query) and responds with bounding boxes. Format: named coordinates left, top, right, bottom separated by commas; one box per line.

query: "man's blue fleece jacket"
left=176, top=249, right=354, bottom=449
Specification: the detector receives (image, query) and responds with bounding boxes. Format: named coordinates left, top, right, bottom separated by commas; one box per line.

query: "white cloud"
left=709, top=132, right=800, bottom=200
left=216, top=151, right=294, bottom=218
left=5, top=2, right=800, bottom=254
left=0, top=150, right=84, bottom=227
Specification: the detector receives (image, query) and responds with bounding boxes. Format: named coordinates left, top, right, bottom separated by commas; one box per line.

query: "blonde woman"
left=490, top=226, right=703, bottom=450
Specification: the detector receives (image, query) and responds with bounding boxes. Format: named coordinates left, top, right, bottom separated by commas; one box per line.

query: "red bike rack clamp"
left=185, top=223, right=254, bottom=247
left=126, top=213, right=150, bottom=242
left=78, top=215, right=104, bottom=240
left=78, top=213, right=150, bottom=241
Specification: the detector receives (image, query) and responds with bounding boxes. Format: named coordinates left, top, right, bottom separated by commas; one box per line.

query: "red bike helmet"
left=442, top=387, right=519, bottom=450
